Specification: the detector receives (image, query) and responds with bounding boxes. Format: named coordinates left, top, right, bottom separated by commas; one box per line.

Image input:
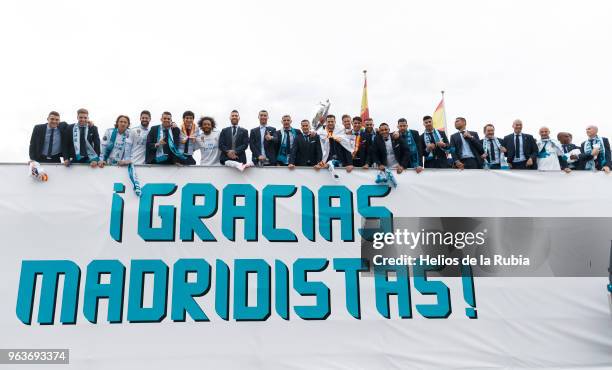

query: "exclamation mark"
left=460, top=264, right=477, bottom=319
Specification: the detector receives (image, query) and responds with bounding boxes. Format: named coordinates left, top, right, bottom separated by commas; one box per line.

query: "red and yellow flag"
left=432, top=92, right=447, bottom=131
left=360, top=70, right=369, bottom=122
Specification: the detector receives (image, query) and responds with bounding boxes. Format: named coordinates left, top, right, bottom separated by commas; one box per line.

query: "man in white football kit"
left=130, top=110, right=151, bottom=164
left=197, top=116, right=220, bottom=166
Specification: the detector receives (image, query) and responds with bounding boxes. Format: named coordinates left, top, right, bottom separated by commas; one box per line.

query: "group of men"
left=29, top=108, right=611, bottom=174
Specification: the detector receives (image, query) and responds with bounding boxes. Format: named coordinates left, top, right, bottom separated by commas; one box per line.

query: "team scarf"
left=276, top=128, right=297, bottom=165
left=423, top=129, right=449, bottom=160
left=537, top=139, right=563, bottom=159
left=352, top=128, right=365, bottom=158
left=127, top=163, right=142, bottom=197
left=482, top=137, right=509, bottom=169
left=583, top=136, right=607, bottom=171
left=73, top=124, right=100, bottom=162
left=400, top=130, right=419, bottom=168
left=326, top=159, right=341, bottom=182
left=103, top=128, right=129, bottom=165
left=156, top=126, right=186, bottom=163
left=317, top=125, right=355, bottom=162
left=180, top=124, right=197, bottom=155
left=375, top=168, right=397, bottom=189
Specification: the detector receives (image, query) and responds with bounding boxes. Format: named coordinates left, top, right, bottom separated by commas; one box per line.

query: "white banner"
left=0, top=164, right=610, bottom=369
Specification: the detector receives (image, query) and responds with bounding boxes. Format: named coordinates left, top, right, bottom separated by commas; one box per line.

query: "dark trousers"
left=510, top=160, right=535, bottom=170
left=38, top=154, right=62, bottom=163
left=182, top=155, right=196, bottom=166
left=424, top=158, right=450, bottom=169
left=156, top=158, right=175, bottom=165
left=460, top=158, right=481, bottom=169
left=72, top=156, right=93, bottom=164
left=487, top=163, right=501, bottom=170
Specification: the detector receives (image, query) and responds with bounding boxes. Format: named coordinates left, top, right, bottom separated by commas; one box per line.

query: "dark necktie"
left=589, top=139, right=594, bottom=147
left=489, top=139, right=495, bottom=161
left=428, top=132, right=435, bottom=145
left=285, top=130, right=291, bottom=153
left=47, top=128, right=55, bottom=157
left=563, top=144, right=568, bottom=153
left=232, top=126, right=237, bottom=136
left=514, top=134, right=520, bottom=159
left=79, top=126, right=87, bottom=157
left=163, top=129, right=169, bottom=153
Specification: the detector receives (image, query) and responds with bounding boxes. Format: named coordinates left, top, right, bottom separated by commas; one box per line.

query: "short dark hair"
left=300, top=119, right=310, bottom=124
left=77, top=108, right=88, bottom=115
left=48, top=111, right=60, bottom=117
left=352, top=116, right=362, bottom=122
left=198, top=116, right=216, bottom=129
left=231, top=110, right=239, bottom=114
left=364, top=118, right=373, bottom=123
left=115, top=115, right=131, bottom=128
left=398, top=118, right=407, bottom=124
left=140, top=110, right=151, bottom=117
left=326, top=114, right=336, bottom=120
left=483, top=123, right=495, bottom=133
left=183, top=111, right=195, bottom=119
left=423, top=115, right=432, bottom=121
left=379, top=122, right=389, bottom=128
left=259, top=110, right=268, bottom=114
left=162, top=111, right=172, bottom=116
left=341, top=114, right=351, bottom=120
left=456, top=117, right=466, bottom=123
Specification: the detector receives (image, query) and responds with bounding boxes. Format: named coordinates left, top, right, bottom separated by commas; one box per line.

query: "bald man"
left=579, top=125, right=611, bottom=173
left=536, top=127, right=569, bottom=172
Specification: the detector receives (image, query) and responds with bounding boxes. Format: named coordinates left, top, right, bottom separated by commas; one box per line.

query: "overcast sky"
left=1, top=0, right=611, bottom=162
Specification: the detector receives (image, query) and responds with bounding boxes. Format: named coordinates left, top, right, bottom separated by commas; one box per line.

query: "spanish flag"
left=360, top=70, right=369, bottom=122
left=432, top=91, right=447, bottom=131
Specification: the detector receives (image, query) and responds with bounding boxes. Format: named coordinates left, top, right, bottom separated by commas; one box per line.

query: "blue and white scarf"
left=73, top=124, right=99, bottom=162
left=156, top=126, right=186, bottom=163
left=276, top=128, right=297, bottom=165
left=127, top=163, right=142, bottom=197
left=584, top=136, right=607, bottom=171
left=423, top=129, right=449, bottom=160
left=400, top=131, right=419, bottom=168
left=375, top=168, right=397, bottom=188
left=102, top=128, right=129, bottom=165
left=483, top=137, right=509, bottom=169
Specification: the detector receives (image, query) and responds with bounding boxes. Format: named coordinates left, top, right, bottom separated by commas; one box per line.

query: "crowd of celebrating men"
left=29, top=108, right=611, bottom=174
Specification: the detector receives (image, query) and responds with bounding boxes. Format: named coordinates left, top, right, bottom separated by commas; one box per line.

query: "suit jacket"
left=503, top=133, right=538, bottom=168
left=420, top=130, right=449, bottom=163
left=561, top=143, right=585, bottom=170
left=29, top=122, right=68, bottom=161
left=579, top=137, right=611, bottom=170
left=289, top=132, right=322, bottom=166
left=64, top=124, right=101, bottom=161
left=145, top=125, right=182, bottom=164
left=399, top=129, right=423, bottom=168
left=351, top=131, right=371, bottom=167
left=219, top=125, right=249, bottom=164
left=249, top=125, right=277, bottom=164
left=450, top=131, right=484, bottom=166
left=371, top=135, right=409, bottom=168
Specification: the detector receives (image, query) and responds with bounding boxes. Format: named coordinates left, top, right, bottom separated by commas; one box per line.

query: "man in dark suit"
left=145, top=111, right=183, bottom=165
left=503, top=119, right=538, bottom=169
left=449, top=117, right=484, bottom=169
left=289, top=119, right=322, bottom=168
left=392, top=118, right=424, bottom=172
left=29, top=111, right=68, bottom=163
left=370, top=123, right=409, bottom=174
left=249, top=110, right=277, bottom=166
left=579, top=125, right=611, bottom=173
left=219, top=110, right=250, bottom=170
left=349, top=116, right=371, bottom=168
left=557, top=132, right=584, bottom=170
left=64, top=108, right=101, bottom=167
left=420, top=115, right=450, bottom=168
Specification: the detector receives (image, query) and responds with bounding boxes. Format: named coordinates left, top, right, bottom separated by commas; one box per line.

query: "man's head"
left=539, top=126, right=550, bottom=140
left=342, top=114, right=352, bottom=130
left=586, top=125, right=598, bottom=138
left=115, top=115, right=130, bottom=132
left=483, top=124, right=495, bottom=139
left=352, top=116, right=362, bottom=132
left=397, top=118, right=408, bottom=134
left=47, top=111, right=60, bottom=127
left=281, top=114, right=292, bottom=129
left=364, top=118, right=374, bottom=133
left=300, top=120, right=311, bottom=134
left=77, top=108, right=89, bottom=126
left=183, top=111, right=195, bottom=128
left=326, top=114, right=336, bottom=131
left=512, top=119, right=523, bottom=134
left=423, top=115, right=433, bottom=131
left=258, top=110, right=269, bottom=125
left=198, top=116, right=216, bottom=135
left=379, top=123, right=390, bottom=138
left=140, top=110, right=151, bottom=127
left=557, top=132, right=572, bottom=144
left=454, top=117, right=467, bottom=131
left=161, top=111, right=172, bottom=128
left=230, top=110, right=240, bottom=125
